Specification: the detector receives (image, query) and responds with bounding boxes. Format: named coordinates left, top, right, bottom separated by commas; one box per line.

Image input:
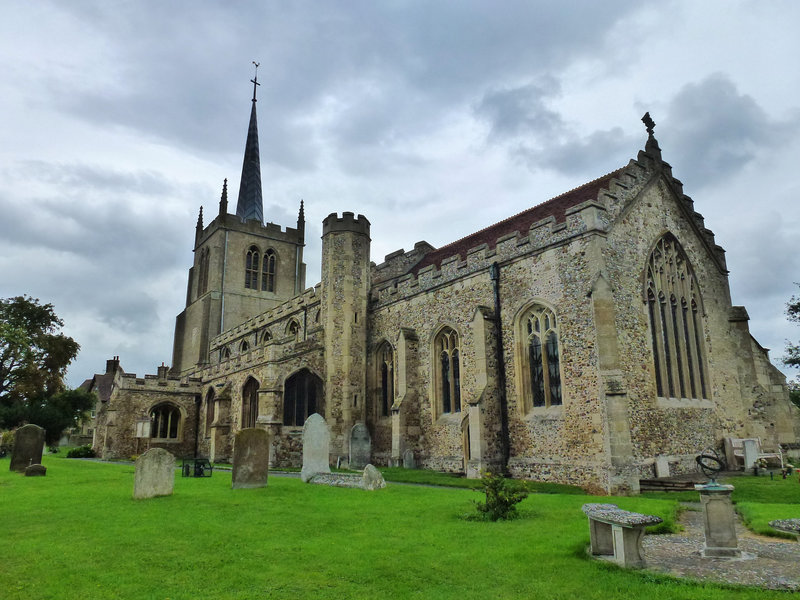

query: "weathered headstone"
left=232, top=428, right=270, bottom=489
left=301, top=413, right=330, bottom=483
left=403, top=449, right=416, bottom=469
left=362, top=464, right=386, bottom=490
left=25, top=464, right=47, bottom=477
left=742, top=439, right=759, bottom=470
left=10, top=424, right=46, bottom=472
left=349, top=423, right=371, bottom=470
left=654, top=455, right=670, bottom=478
left=133, top=448, right=175, bottom=499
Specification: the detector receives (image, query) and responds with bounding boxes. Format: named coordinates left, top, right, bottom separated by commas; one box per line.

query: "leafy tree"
left=0, top=296, right=87, bottom=441
left=785, top=286, right=800, bottom=369
left=784, top=286, right=800, bottom=410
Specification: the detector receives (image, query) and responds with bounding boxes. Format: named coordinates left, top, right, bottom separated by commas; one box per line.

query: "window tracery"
left=245, top=246, right=260, bottom=289
left=645, top=234, right=707, bottom=399
left=519, top=304, right=562, bottom=411
left=434, top=327, right=461, bottom=415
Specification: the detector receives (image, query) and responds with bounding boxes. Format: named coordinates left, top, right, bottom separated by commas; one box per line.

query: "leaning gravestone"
left=349, top=423, right=371, bottom=470
left=25, top=464, right=47, bottom=477
left=10, top=424, right=46, bottom=473
left=301, top=413, right=331, bottom=483
left=403, top=449, right=416, bottom=469
left=133, top=448, right=175, bottom=499
left=232, top=428, right=270, bottom=489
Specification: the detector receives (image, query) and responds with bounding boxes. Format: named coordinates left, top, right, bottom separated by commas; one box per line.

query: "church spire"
left=236, top=62, right=264, bottom=223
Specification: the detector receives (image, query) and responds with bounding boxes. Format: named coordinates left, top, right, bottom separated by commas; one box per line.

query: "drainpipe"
left=489, top=262, right=511, bottom=474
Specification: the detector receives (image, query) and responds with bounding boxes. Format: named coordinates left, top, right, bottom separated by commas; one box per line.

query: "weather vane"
left=642, top=112, right=655, bottom=135
left=251, top=61, right=261, bottom=101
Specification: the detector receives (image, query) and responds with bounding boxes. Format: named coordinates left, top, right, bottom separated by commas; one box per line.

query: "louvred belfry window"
left=262, top=249, right=276, bottom=292
left=245, top=246, right=260, bottom=289
left=645, top=234, right=708, bottom=399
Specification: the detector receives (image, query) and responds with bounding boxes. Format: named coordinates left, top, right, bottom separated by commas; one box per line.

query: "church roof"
left=235, top=78, right=264, bottom=223
left=412, top=167, right=623, bottom=274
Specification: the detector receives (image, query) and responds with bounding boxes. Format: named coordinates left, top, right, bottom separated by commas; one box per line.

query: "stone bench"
left=582, top=503, right=663, bottom=568
left=769, top=519, right=800, bottom=541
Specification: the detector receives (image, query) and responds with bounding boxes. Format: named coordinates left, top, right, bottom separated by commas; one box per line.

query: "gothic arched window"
left=377, top=342, right=394, bottom=417
left=241, top=377, right=259, bottom=429
left=262, top=249, right=276, bottom=292
left=287, top=320, right=300, bottom=341
left=198, top=248, right=210, bottom=296
left=261, top=329, right=272, bottom=345
left=245, top=246, right=260, bottom=289
left=519, top=304, right=562, bottom=411
left=283, top=369, right=323, bottom=427
left=239, top=340, right=250, bottom=354
left=205, top=388, right=215, bottom=436
left=150, top=403, right=181, bottom=440
left=645, top=234, right=707, bottom=399
left=434, top=327, right=461, bottom=415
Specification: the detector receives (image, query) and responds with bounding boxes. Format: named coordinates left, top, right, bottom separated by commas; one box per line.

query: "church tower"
left=171, top=67, right=306, bottom=375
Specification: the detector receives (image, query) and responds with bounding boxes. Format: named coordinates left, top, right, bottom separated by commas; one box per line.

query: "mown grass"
left=0, top=455, right=794, bottom=600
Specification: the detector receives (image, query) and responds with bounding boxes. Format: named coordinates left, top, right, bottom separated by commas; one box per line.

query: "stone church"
left=84, top=82, right=800, bottom=494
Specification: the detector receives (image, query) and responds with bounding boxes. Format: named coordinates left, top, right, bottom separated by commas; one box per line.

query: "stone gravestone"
left=133, top=448, right=175, bottom=499
left=232, top=428, right=270, bottom=489
left=301, top=413, right=331, bottom=483
left=25, top=464, right=47, bottom=477
left=403, top=449, right=415, bottom=469
left=10, top=424, right=46, bottom=473
left=349, top=423, right=371, bottom=470
left=362, top=464, right=387, bottom=490
left=654, top=455, right=670, bottom=478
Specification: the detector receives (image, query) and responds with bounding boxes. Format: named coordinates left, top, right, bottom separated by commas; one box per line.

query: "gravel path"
left=641, top=506, right=800, bottom=590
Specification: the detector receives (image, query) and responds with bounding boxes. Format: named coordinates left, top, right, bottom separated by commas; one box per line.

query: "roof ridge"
left=428, top=166, right=625, bottom=256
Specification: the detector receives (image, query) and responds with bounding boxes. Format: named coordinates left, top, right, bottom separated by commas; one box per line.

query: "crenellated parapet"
left=322, top=211, right=371, bottom=237
left=208, top=283, right=323, bottom=357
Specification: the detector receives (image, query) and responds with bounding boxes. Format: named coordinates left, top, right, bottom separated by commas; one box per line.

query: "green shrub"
left=472, top=471, right=529, bottom=521
left=66, top=444, right=95, bottom=458
left=1, top=429, right=15, bottom=452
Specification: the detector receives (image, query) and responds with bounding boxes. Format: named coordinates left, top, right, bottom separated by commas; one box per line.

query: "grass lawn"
left=0, top=456, right=795, bottom=600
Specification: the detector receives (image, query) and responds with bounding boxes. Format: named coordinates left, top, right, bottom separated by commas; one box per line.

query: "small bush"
left=472, top=471, right=529, bottom=521
left=48, top=445, right=60, bottom=454
left=66, top=444, right=95, bottom=459
left=1, top=429, right=15, bottom=452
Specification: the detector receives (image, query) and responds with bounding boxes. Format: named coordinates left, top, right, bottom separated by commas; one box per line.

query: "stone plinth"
left=24, top=464, right=47, bottom=477
left=695, top=483, right=741, bottom=558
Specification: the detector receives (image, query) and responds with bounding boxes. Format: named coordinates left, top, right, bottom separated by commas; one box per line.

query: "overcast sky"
left=1, top=1, right=799, bottom=387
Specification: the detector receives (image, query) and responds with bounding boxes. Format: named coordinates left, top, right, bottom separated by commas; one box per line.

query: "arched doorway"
left=283, top=369, right=323, bottom=426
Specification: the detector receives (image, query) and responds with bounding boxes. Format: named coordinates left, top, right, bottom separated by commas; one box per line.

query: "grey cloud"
left=475, top=79, right=565, bottom=142
left=46, top=1, right=637, bottom=175
left=659, top=73, right=800, bottom=188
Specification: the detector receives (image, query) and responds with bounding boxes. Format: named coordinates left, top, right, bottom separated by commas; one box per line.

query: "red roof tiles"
left=412, top=168, right=623, bottom=274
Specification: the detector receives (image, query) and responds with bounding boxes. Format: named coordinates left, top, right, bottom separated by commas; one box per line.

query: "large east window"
left=645, top=234, right=707, bottom=399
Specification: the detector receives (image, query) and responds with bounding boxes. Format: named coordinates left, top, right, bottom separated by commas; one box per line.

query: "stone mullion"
left=652, top=295, right=669, bottom=397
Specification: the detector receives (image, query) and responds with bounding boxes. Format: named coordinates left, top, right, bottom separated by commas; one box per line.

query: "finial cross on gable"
left=642, top=112, right=655, bottom=135
left=251, top=61, right=261, bottom=102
